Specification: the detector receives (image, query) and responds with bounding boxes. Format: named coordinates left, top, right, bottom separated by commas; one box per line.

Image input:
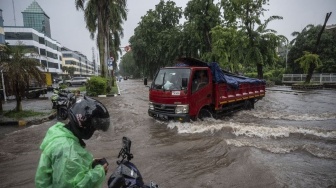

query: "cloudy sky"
left=1, top=0, right=335, bottom=63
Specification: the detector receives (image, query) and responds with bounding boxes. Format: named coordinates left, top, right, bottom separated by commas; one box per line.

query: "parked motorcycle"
left=51, top=88, right=76, bottom=120
left=108, top=137, right=159, bottom=188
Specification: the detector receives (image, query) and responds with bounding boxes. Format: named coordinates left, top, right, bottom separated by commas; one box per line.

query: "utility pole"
left=12, top=0, right=16, bottom=26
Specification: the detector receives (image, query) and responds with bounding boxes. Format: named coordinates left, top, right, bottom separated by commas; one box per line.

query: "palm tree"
left=0, top=43, right=45, bottom=111
left=295, top=51, right=322, bottom=82
left=75, top=0, right=127, bottom=78
left=244, top=16, right=285, bottom=79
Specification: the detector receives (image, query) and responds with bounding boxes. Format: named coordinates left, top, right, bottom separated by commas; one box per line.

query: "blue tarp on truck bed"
left=175, top=57, right=265, bottom=90
left=209, top=62, right=265, bottom=89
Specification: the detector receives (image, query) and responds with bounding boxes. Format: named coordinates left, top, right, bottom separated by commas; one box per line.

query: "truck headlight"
left=149, top=102, right=154, bottom=110
left=175, top=105, right=189, bottom=114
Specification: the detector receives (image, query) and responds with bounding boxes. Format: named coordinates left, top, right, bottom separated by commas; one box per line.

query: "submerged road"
left=0, top=79, right=335, bottom=188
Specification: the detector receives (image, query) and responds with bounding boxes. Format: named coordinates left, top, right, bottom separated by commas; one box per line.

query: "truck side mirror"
left=182, top=78, right=188, bottom=88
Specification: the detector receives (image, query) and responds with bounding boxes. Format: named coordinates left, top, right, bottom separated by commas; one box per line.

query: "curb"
left=0, top=111, right=57, bottom=127
left=97, top=94, right=119, bottom=97
left=96, top=82, right=121, bottom=97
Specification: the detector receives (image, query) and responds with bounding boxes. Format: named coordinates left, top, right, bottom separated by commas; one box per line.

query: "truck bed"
left=214, top=82, right=265, bottom=108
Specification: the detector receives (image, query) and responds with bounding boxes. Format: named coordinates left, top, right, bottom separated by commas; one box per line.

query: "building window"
left=49, top=62, right=58, bottom=69
left=41, top=60, right=47, bottom=68
left=63, top=53, right=72, bottom=57
left=39, top=37, right=45, bottom=44
left=40, top=48, right=46, bottom=56
left=65, top=60, right=75, bottom=65
left=5, top=32, right=31, bottom=40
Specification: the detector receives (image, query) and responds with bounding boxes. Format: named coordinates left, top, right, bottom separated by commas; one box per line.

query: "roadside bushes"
left=86, top=76, right=107, bottom=96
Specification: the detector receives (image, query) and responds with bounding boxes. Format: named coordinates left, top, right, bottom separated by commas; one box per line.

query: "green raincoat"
left=35, top=122, right=106, bottom=188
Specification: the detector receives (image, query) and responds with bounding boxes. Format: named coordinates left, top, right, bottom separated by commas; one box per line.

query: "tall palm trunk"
left=0, top=100, right=3, bottom=114
left=257, top=63, right=263, bottom=79
left=305, top=12, right=332, bottom=83
left=98, top=35, right=105, bottom=77
left=98, top=11, right=106, bottom=78
left=15, top=81, right=22, bottom=111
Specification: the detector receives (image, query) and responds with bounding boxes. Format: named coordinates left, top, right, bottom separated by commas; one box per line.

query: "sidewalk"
left=0, top=96, right=56, bottom=126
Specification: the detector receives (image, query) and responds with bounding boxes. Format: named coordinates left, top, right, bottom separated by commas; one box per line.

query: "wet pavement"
left=0, top=79, right=335, bottom=188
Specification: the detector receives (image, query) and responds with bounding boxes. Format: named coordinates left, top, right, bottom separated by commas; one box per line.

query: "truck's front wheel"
left=198, top=108, right=212, bottom=121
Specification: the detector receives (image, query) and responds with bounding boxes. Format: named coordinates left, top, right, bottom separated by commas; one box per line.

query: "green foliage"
left=288, top=25, right=336, bottom=73
left=123, top=0, right=291, bottom=81
left=244, top=72, right=258, bottom=78
left=0, top=43, right=45, bottom=111
left=4, top=110, right=46, bottom=119
left=209, top=26, right=247, bottom=72
left=119, top=51, right=142, bottom=78
left=294, top=51, right=322, bottom=73
left=86, top=76, right=107, bottom=96
left=106, top=85, right=111, bottom=93
left=59, top=84, right=67, bottom=89
left=76, top=0, right=127, bottom=77
left=78, top=86, right=86, bottom=92
left=129, top=0, right=183, bottom=79
left=184, top=0, right=221, bottom=54
left=220, top=0, right=284, bottom=79
left=61, top=66, right=76, bottom=78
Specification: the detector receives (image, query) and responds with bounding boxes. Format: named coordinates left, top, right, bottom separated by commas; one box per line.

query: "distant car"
left=123, top=76, right=128, bottom=80
left=64, top=77, right=89, bottom=86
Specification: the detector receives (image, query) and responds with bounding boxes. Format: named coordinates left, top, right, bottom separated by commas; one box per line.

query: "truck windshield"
left=152, top=68, right=190, bottom=91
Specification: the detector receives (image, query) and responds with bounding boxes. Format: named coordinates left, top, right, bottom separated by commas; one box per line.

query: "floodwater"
left=0, top=80, right=335, bottom=188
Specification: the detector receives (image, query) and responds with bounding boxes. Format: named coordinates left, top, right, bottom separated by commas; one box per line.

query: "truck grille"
left=153, top=104, right=175, bottom=114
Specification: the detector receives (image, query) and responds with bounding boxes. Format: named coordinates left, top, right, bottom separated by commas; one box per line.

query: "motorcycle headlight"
left=175, top=105, right=189, bottom=114
left=149, top=102, right=154, bottom=110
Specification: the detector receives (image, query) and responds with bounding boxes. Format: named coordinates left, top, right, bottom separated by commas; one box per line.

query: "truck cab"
left=148, top=66, right=212, bottom=122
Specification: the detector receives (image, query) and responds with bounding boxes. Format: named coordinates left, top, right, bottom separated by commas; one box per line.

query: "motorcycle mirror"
left=122, top=137, right=131, bottom=154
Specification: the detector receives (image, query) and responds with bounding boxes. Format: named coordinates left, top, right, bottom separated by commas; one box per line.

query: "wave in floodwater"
left=167, top=119, right=336, bottom=159
left=226, top=138, right=336, bottom=160
left=243, top=110, right=336, bottom=121
left=167, top=120, right=336, bottom=139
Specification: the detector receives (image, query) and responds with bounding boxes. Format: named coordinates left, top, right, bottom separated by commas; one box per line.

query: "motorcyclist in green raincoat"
left=35, top=96, right=111, bottom=187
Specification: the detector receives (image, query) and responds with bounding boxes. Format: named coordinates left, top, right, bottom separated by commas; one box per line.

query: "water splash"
left=225, top=139, right=336, bottom=160
left=167, top=120, right=336, bottom=139
left=245, top=110, right=336, bottom=121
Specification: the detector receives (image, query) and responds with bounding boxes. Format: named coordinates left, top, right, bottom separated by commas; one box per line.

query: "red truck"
left=148, top=57, right=266, bottom=122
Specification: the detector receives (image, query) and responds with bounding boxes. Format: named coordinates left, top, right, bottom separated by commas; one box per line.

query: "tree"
left=221, top=0, right=284, bottom=79
left=184, top=0, right=221, bottom=57
left=0, top=43, right=45, bottom=112
left=67, top=67, right=76, bottom=78
left=210, top=26, right=248, bottom=73
left=288, top=20, right=336, bottom=77
left=304, top=12, right=332, bottom=83
left=75, top=0, right=127, bottom=78
left=119, top=51, right=142, bottom=78
left=295, top=51, right=322, bottom=75
left=130, top=0, right=182, bottom=79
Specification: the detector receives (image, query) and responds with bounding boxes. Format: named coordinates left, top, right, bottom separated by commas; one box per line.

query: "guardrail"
left=282, top=74, right=336, bottom=83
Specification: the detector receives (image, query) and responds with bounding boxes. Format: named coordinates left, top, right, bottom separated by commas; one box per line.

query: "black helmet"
left=68, top=96, right=110, bottom=140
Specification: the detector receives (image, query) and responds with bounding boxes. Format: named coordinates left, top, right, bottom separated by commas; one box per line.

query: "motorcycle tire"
left=57, top=106, right=68, bottom=120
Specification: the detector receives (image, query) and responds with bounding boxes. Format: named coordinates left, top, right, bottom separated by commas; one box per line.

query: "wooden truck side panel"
left=213, top=82, right=266, bottom=109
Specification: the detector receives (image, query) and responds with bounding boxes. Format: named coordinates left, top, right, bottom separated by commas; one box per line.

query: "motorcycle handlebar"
left=117, top=137, right=133, bottom=163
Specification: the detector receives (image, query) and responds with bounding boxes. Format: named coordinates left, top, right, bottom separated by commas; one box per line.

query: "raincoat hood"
left=40, top=122, right=79, bottom=151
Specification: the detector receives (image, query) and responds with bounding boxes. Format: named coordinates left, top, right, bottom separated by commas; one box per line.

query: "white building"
left=61, top=47, right=95, bottom=77
left=4, top=26, right=63, bottom=78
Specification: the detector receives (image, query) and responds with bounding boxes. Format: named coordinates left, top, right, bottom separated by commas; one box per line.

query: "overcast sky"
left=1, top=0, right=335, bottom=63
